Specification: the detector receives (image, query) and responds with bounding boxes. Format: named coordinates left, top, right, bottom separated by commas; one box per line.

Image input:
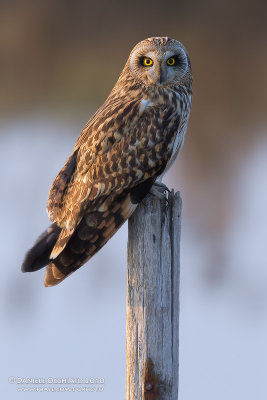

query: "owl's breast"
left=158, top=120, right=187, bottom=180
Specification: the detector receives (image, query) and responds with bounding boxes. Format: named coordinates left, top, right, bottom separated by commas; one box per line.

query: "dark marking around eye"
left=139, top=56, right=153, bottom=67
left=167, top=54, right=187, bottom=70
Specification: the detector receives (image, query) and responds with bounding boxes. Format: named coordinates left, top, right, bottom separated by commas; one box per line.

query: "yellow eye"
left=143, top=57, right=153, bottom=67
left=167, top=57, right=176, bottom=66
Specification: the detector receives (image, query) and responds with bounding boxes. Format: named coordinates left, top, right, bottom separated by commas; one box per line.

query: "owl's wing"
left=47, top=96, right=138, bottom=223
left=48, top=102, right=180, bottom=258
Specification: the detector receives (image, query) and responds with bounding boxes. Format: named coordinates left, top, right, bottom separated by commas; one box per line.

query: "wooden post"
left=126, top=191, right=182, bottom=400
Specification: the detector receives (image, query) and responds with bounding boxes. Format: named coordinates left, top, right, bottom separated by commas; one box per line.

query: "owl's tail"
left=22, top=192, right=138, bottom=287
left=22, top=223, right=61, bottom=272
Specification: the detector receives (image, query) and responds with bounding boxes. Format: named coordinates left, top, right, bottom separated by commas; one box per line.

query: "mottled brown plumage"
left=22, top=37, right=192, bottom=286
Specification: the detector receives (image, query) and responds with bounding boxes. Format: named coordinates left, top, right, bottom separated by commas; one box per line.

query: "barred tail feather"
left=44, top=193, right=137, bottom=287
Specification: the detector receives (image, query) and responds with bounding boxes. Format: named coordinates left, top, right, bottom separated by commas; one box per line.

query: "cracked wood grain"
left=126, top=191, right=181, bottom=400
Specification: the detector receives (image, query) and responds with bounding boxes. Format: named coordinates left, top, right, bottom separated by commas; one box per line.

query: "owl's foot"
left=150, top=182, right=170, bottom=200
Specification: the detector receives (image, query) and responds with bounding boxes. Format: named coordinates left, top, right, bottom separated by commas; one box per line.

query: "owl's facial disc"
left=129, top=42, right=189, bottom=87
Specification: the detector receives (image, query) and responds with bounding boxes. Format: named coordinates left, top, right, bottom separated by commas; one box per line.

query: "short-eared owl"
left=22, top=37, right=192, bottom=286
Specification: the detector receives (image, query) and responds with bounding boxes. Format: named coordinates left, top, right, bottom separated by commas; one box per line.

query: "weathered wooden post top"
left=126, top=191, right=182, bottom=400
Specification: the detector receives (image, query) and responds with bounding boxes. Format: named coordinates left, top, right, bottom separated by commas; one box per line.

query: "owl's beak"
left=148, top=65, right=166, bottom=86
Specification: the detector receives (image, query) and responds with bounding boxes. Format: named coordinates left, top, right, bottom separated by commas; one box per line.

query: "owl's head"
left=126, top=37, right=192, bottom=89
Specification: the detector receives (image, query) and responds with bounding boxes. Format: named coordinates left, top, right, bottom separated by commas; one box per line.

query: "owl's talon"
left=150, top=182, right=169, bottom=201
left=150, top=186, right=166, bottom=200
left=154, top=182, right=171, bottom=193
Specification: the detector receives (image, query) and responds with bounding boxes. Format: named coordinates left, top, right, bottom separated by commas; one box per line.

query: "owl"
left=22, top=37, right=192, bottom=286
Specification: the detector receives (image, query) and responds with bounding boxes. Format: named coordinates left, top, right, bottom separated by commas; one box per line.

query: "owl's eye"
left=166, top=57, right=176, bottom=66
left=142, top=57, right=153, bottom=67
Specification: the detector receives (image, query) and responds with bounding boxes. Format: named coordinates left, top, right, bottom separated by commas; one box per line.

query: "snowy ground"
left=1, top=119, right=266, bottom=399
